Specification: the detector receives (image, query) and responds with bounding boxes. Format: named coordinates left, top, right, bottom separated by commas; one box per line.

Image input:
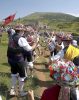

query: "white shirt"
left=18, top=37, right=32, bottom=51
left=48, top=36, right=64, bottom=52
left=60, top=42, right=64, bottom=49
left=11, top=29, right=15, bottom=35
left=51, top=49, right=64, bottom=61
left=51, top=36, right=56, bottom=42
left=76, top=87, right=79, bottom=100
left=72, top=40, right=78, bottom=47
left=48, top=36, right=56, bottom=51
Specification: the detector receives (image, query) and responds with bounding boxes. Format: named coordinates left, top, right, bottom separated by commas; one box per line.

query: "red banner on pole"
left=3, top=13, right=16, bottom=25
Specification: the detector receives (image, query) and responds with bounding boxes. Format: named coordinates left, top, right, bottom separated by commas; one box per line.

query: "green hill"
left=23, top=12, right=75, bottom=21
left=13, top=12, right=79, bottom=34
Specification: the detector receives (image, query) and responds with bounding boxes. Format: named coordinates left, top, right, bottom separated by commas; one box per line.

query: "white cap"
left=72, top=40, right=77, bottom=46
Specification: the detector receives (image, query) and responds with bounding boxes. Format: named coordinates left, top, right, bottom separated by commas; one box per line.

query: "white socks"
left=11, top=75, right=17, bottom=89
left=19, top=80, right=24, bottom=92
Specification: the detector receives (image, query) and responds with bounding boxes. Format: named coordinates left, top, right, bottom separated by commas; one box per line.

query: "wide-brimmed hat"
left=56, top=32, right=64, bottom=38
left=26, top=26, right=35, bottom=33
left=15, top=24, right=26, bottom=31
left=62, top=34, right=73, bottom=41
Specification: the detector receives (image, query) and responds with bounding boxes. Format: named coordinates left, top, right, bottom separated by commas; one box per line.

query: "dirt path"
left=34, top=52, right=50, bottom=97
left=34, top=64, right=47, bottom=96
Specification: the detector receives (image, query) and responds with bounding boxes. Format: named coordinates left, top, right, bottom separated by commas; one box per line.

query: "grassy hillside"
left=22, top=12, right=75, bottom=21
left=12, top=12, right=79, bottom=34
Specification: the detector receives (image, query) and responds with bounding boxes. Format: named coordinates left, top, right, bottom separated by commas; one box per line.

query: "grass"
left=0, top=33, right=9, bottom=72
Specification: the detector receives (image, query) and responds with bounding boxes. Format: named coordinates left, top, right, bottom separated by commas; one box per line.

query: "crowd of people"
left=1, top=23, right=79, bottom=100
left=41, top=31, right=79, bottom=100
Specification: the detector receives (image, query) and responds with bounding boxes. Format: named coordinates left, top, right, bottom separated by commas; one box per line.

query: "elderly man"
left=7, top=24, right=37, bottom=96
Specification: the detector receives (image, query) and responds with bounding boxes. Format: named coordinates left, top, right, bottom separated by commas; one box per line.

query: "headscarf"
left=49, top=59, right=79, bottom=100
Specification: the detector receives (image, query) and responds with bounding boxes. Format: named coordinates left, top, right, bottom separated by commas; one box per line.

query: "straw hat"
left=26, top=26, right=35, bottom=33
left=15, top=24, right=26, bottom=31
left=62, top=34, right=73, bottom=41
left=56, top=32, right=64, bottom=38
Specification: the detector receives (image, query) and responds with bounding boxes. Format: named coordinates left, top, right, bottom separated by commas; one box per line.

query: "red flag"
left=3, top=13, right=15, bottom=25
